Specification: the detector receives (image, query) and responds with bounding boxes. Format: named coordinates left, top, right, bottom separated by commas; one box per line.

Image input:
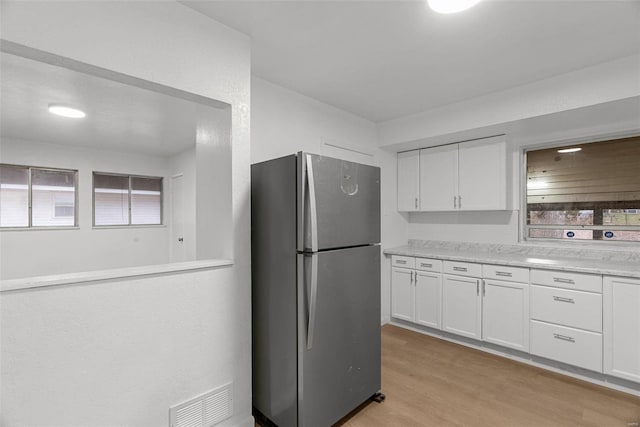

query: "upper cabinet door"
left=458, top=136, right=508, bottom=211
left=420, top=144, right=458, bottom=211
left=397, top=150, right=420, bottom=211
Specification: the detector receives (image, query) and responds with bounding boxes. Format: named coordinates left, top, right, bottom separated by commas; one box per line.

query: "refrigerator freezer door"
left=298, top=245, right=381, bottom=427
left=299, top=153, right=380, bottom=251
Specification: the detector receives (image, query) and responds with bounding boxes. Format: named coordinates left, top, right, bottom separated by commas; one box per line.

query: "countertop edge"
left=384, top=246, right=640, bottom=279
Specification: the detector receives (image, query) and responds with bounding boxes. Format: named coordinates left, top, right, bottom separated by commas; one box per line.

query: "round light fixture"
left=557, top=147, right=582, bottom=154
left=48, top=104, right=86, bottom=119
left=428, top=0, right=483, bottom=14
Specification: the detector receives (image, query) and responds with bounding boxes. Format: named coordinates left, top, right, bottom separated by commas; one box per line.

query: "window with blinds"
left=93, top=172, right=162, bottom=226
left=0, top=164, right=77, bottom=228
left=525, top=136, right=640, bottom=242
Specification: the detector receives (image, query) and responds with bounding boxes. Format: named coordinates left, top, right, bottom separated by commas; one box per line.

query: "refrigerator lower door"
left=298, top=245, right=381, bottom=427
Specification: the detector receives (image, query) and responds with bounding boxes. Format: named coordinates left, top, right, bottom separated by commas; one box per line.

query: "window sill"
left=0, top=226, right=80, bottom=231
left=519, top=237, right=640, bottom=250
left=0, top=259, right=233, bottom=293
left=92, top=224, right=166, bottom=229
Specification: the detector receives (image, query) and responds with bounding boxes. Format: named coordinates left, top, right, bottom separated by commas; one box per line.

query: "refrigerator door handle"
left=297, top=153, right=306, bottom=252
left=306, top=154, right=319, bottom=252
left=307, top=253, right=318, bottom=350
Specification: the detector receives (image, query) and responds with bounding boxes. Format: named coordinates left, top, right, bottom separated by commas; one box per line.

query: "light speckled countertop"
left=384, top=240, right=640, bottom=279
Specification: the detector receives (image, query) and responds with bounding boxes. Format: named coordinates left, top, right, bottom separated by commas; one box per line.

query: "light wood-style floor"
left=337, top=324, right=640, bottom=427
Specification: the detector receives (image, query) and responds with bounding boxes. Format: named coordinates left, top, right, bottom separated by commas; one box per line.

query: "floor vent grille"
left=170, top=383, right=233, bottom=427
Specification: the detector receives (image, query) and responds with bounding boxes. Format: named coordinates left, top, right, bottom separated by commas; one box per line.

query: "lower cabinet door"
left=482, top=279, right=529, bottom=352
left=604, top=276, right=640, bottom=383
left=530, top=320, right=602, bottom=372
left=391, top=267, right=413, bottom=322
left=415, top=271, right=442, bottom=329
left=442, top=274, right=482, bottom=339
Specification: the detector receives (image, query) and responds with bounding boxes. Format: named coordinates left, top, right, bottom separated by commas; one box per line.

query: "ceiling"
left=0, top=51, right=222, bottom=157
left=183, top=0, right=640, bottom=123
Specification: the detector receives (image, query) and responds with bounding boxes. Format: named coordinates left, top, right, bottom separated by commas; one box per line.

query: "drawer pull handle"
left=396, top=260, right=407, bottom=265
left=553, top=277, right=575, bottom=284
left=553, top=296, right=575, bottom=304
left=421, top=263, right=432, bottom=268
left=453, top=266, right=467, bottom=272
left=553, top=333, right=575, bottom=343
left=495, top=271, right=513, bottom=277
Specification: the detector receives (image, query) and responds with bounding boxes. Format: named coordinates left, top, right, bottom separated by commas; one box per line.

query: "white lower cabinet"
left=604, top=276, right=640, bottom=383
left=391, top=256, right=442, bottom=328
left=390, top=255, right=639, bottom=385
left=482, top=278, right=529, bottom=352
left=391, top=267, right=413, bottom=322
left=530, top=320, right=603, bottom=372
left=442, top=272, right=482, bottom=340
left=530, top=269, right=603, bottom=373
left=415, top=271, right=442, bottom=329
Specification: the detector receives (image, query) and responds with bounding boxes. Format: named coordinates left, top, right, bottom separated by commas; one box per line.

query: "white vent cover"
left=170, top=383, right=233, bottom=427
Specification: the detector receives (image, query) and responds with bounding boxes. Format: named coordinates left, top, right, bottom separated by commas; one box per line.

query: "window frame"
left=92, top=171, right=164, bottom=227
left=521, top=135, right=640, bottom=245
left=0, top=163, right=78, bottom=230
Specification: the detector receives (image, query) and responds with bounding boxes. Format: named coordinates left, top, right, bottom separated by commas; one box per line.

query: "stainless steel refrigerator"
left=251, top=152, right=382, bottom=427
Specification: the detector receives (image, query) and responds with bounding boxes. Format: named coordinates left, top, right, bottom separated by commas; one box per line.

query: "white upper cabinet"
left=397, top=135, right=509, bottom=212
left=419, top=144, right=458, bottom=211
left=458, top=137, right=508, bottom=211
left=397, top=150, right=420, bottom=211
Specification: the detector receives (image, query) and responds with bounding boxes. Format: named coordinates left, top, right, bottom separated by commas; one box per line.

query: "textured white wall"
left=168, top=146, right=197, bottom=262
left=0, top=2, right=252, bottom=427
left=251, top=77, right=406, bottom=323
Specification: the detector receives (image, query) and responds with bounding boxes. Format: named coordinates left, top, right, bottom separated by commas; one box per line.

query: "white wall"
left=0, top=2, right=252, bottom=427
left=251, top=77, right=406, bottom=323
left=1, top=138, right=173, bottom=279
left=378, top=54, right=640, bottom=150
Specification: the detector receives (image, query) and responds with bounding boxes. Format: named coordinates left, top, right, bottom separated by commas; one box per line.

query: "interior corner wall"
left=251, top=76, right=407, bottom=324
left=0, top=2, right=253, bottom=427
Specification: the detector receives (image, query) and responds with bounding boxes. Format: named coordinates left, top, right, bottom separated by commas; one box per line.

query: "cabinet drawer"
left=530, top=285, right=602, bottom=332
left=443, top=260, right=482, bottom=277
left=530, top=269, right=602, bottom=293
left=531, top=320, right=602, bottom=372
left=483, top=264, right=529, bottom=283
left=415, top=258, right=442, bottom=273
left=391, top=255, right=415, bottom=269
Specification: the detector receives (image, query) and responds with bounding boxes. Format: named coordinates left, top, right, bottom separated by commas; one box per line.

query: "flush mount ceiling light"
left=48, top=104, right=86, bottom=119
left=557, top=147, right=582, bottom=153
left=428, top=0, right=483, bottom=14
